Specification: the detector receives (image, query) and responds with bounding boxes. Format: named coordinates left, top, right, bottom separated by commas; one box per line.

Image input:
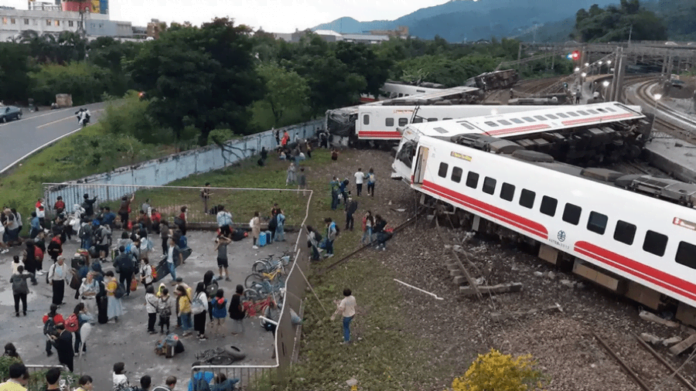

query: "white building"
left=0, top=7, right=133, bottom=42
left=275, top=28, right=391, bottom=44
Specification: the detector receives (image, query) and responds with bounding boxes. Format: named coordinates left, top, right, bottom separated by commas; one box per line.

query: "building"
left=280, top=28, right=391, bottom=44
left=0, top=7, right=132, bottom=41
left=146, top=18, right=165, bottom=39
left=368, top=26, right=408, bottom=38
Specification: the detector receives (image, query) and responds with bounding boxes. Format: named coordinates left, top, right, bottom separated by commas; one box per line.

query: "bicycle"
left=245, top=267, right=285, bottom=289
left=252, top=251, right=293, bottom=274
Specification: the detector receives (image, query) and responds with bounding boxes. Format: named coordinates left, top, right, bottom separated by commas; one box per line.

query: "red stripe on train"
left=487, top=124, right=551, bottom=136
left=561, top=113, right=635, bottom=126
left=575, top=241, right=696, bottom=302
left=358, top=131, right=402, bottom=139
left=422, top=180, right=548, bottom=239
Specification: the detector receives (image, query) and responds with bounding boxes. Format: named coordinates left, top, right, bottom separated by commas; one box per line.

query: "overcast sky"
left=6, top=0, right=449, bottom=32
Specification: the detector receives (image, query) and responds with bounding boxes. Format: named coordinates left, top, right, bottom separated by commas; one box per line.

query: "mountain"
left=312, top=0, right=620, bottom=41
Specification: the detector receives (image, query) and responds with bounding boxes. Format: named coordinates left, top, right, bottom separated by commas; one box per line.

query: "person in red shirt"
left=176, top=206, right=188, bottom=236
left=281, top=130, right=289, bottom=147
left=54, top=197, right=65, bottom=215
left=42, top=304, right=64, bottom=357
left=151, top=208, right=162, bottom=234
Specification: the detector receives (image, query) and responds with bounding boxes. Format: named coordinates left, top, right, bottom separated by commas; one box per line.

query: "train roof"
left=384, top=86, right=480, bottom=105
left=402, top=102, right=645, bottom=139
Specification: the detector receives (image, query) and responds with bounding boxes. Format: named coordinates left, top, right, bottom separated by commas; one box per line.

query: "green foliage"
left=207, top=128, right=236, bottom=145
left=100, top=91, right=170, bottom=144
left=397, top=55, right=498, bottom=87
left=256, top=63, right=310, bottom=126
left=451, top=349, right=545, bottom=391
left=0, top=43, right=34, bottom=102
left=30, top=62, right=109, bottom=105
left=131, top=17, right=265, bottom=142
left=656, top=0, right=696, bottom=40
left=574, top=0, right=668, bottom=42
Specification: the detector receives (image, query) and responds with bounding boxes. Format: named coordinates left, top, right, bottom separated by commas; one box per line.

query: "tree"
left=130, top=18, right=264, bottom=142
left=334, top=41, right=393, bottom=100
left=0, top=43, right=34, bottom=103
left=574, top=0, right=667, bottom=42
left=257, top=63, right=309, bottom=126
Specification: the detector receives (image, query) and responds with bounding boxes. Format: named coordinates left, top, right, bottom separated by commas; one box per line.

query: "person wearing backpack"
left=175, top=285, right=193, bottom=337
left=192, top=282, right=208, bottom=341
left=366, top=168, right=376, bottom=197
left=306, top=226, right=321, bottom=261
left=10, top=265, right=32, bottom=317
left=140, top=259, right=154, bottom=291
left=158, top=288, right=172, bottom=334
left=48, top=257, right=70, bottom=305
left=324, top=218, right=337, bottom=258
left=48, top=322, right=73, bottom=372
left=210, top=289, right=227, bottom=339
left=339, top=178, right=349, bottom=205
left=78, top=220, right=93, bottom=251
left=228, top=285, right=246, bottom=335
left=144, top=286, right=158, bottom=334
left=104, top=271, right=124, bottom=323
left=345, top=196, right=358, bottom=231
left=114, top=246, right=136, bottom=298
left=21, top=241, right=38, bottom=286
left=42, top=304, right=64, bottom=357
left=275, top=209, right=286, bottom=242
left=68, top=303, right=92, bottom=355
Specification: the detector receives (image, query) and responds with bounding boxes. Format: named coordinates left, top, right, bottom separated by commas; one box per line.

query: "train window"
left=459, top=122, right=475, bottom=130
left=557, top=113, right=569, bottom=118
left=534, top=115, right=547, bottom=121
left=386, top=118, right=394, bottom=127
left=443, top=118, right=452, bottom=121
left=567, top=112, right=579, bottom=117
left=562, top=203, right=582, bottom=225
left=398, top=118, right=408, bottom=126
left=676, top=242, right=696, bottom=269
left=522, top=117, right=536, bottom=122
left=485, top=121, right=499, bottom=127
left=511, top=118, right=524, bottom=124
left=428, top=118, right=438, bottom=122
left=438, top=163, right=448, bottom=178
left=643, top=230, right=668, bottom=257
left=498, top=120, right=511, bottom=126
left=546, top=114, right=558, bottom=120
left=587, top=212, right=608, bottom=235
left=398, top=93, right=403, bottom=97
left=577, top=110, right=589, bottom=116
left=482, top=177, right=497, bottom=195
left=466, top=172, right=479, bottom=189
left=413, top=118, right=423, bottom=124
left=519, top=189, right=536, bottom=209
left=540, top=196, right=558, bottom=217
left=587, top=109, right=598, bottom=115
left=613, top=220, right=636, bottom=245
left=451, top=167, right=463, bottom=183
left=363, top=115, right=370, bottom=125
left=500, top=183, right=515, bottom=201
left=605, top=107, right=615, bottom=112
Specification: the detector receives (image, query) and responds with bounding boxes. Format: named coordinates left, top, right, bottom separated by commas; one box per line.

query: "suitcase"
left=265, top=230, right=273, bottom=244
left=258, top=232, right=267, bottom=247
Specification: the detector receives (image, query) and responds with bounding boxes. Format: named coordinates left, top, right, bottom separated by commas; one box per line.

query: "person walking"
left=145, top=286, right=158, bottom=334
left=10, top=266, right=31, bottom=317
left=286, top=162, right=296, bottom=186
left=331, top=288, right=356, bottom=344
left=361, top=211, right=374, bottom=246
left=354, top=169, right=365, bottom=197
left=210, top=289, right=227, bottom=339
left=78, top=272, right=99, bottom=316
left=114, top=247, right=135, bottom=297
left=192, top=282, right=208, bottom=341
left=35, top=198, right=45, bottom=228
left=176, top=207, right=188, bottom=236
left=216, top=206, right=233, bottom=238
left=175, top=285, right=192, bottom=337
left=324, top=218, right=337, bottom=258
left=21, top=241, right=38, bottom=285
left=339, top=179, right=349, bottom=205
left=306, top=226, right=321, bottom=261
left=160, top=220, right=170, bottom=255
left=297, top=168, right=307, bottom=196
left=29, top=213, right=41, bottom=239
left=158, top=288, right=172, bottom=334
left=250, top=212, right=261, bottom=250
left=330, top=177, right=340, bottom=210
left=214, top=235, right=231, bottom=281
left=366, top=168, right=376, bottom=197
left=48, top=257, right=70, bottom=306
left=275, top=209, right=286, bottom=242
left=43, top=304, right=64, bottom=357
left=228, top=285, right=246, bottom=335
left=345, top=196, right=358, bottom=231
left=112, top=362, right=129, bottom=391
left=71, top=303, right=92, bottom=355
left=49, top=322, right=73, bottom=371
left=47, top=235, right=63, bottom=263
left=166, top=238, right=182, bottom=283
left=104, top=271, right=123, bottom=323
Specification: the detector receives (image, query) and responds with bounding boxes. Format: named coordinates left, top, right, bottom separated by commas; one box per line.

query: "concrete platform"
left=646, top=137, right=696, bottom=183
left=0, top=229, right=296, bottom=390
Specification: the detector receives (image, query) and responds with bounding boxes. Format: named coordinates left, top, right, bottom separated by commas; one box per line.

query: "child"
left=210, top=289, right=227, bottom=339
left=158, top=288, right=172, bottom=335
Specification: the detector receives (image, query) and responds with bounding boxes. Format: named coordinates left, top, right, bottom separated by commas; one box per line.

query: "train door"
left=359, top=111, right=371, bottom=137
left=413, top=146, right=429, bottom=184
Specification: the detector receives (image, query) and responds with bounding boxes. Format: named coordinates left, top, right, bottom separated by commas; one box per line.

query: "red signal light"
left=571, top=51, right=580, bottom=60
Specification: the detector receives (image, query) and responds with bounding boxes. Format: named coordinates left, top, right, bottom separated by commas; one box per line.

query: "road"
left=0, top=101, right=106, bottom=173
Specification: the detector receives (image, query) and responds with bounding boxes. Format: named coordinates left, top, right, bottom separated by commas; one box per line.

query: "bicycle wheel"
left=244, top=288, right=262, bottom=301
left=252, top=261, right=269, bottom=274
left=210, top=356, right=234, bottom=365
left=245, top=273, right=265, bottom=288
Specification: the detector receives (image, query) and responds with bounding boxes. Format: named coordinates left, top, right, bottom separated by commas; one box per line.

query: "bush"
left=30, top=62, right=109, bottom=105
left=451, top=349, right=545, bottom=391
left=0, top=356, right=79, bottom=391
left=101, top=91, right=171, bottom=144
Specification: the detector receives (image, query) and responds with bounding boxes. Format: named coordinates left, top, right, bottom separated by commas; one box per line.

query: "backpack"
left=65, top=313, right=79, bottom=333
left=191, top=293, right=206, bottom=315
left=69, top=269, right=81, bottom=290
left=114, top=282, right=126, bottom=299
left=193, top=377, right=211, bottom=391
left=150, top=265, right=158, bottom=280
left=174, top=217, right=184, bottom=228
left=178, top=236, right=187, bottom=249
left=160, top=298, right=172, bottom=317
left=43, top=316, right=57, bottom=336
left=315, top=232, right=323, bottom=242
left=79, top=224, right=91, bottom=240
left=205, top=281, right=219, bottom=299
left=34, top=247, right=43, bottom=261
left=334, top=224, right=340, bottom=237
left=268, top=215, right=277, bottom=230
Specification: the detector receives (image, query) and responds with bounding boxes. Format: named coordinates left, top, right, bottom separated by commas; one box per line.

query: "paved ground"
left=0, top=102, right=106, bottom=172
left=0, top=228, right=295, bottom=390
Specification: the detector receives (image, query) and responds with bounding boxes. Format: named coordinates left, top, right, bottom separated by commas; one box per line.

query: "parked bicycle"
left=252, top=251, right=293, bottom=274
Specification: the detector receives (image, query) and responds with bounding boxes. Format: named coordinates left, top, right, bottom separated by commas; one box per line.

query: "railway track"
left=627, top=78, right=696, bottom=144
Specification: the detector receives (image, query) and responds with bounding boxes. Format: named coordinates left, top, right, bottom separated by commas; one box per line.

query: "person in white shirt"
left=216, top=206, right=233, bottom=238
left=354, top=168, right=365, bottom=197
left=79, top=272, right=99, bottom=315
left=112, top=362, right=128, bottom=391
left=330, top=288, right=357, bottom=344
left=48, top=257, right=70, bottom=305
left=144, top=285, right=158, bottom=334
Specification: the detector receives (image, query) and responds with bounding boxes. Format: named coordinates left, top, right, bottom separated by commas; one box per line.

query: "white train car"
left=399, top=133, right=696, bottom=325
left=360, top=81, right=447, bottom=102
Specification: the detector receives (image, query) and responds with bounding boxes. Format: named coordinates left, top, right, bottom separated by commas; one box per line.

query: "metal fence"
left=44, top=119, right=321, bottom=190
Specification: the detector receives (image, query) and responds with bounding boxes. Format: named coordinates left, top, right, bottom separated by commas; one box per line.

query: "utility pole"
left=628, top=25, right=633, bottom=47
